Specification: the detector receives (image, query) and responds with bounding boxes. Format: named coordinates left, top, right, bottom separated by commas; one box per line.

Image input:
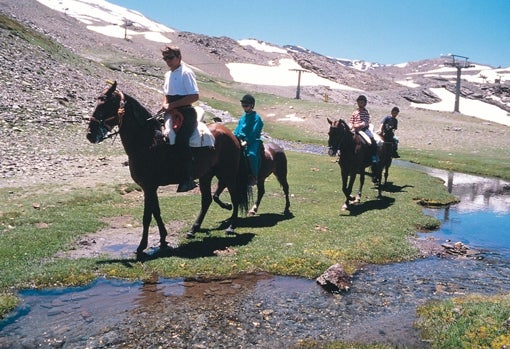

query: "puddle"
left=1, top=163, right=510, bottom=348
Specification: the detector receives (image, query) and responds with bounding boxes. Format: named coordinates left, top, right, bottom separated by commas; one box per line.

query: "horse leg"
left=137, top=188, right=166, bottom=256
left=187, top=176, right=213, bottom=238
left=281, top=178, right=291, bottom=216
left=224, top=181, right=240, bottom=235
left=275, top=167, right=291, bottom=216
left=376, top=169, right=383, bottom=199
left=356, top=172, right=365, bottom=203
left=213, top=180, right=233, bottom=210
left=152, top=196, right=169, bottom=250
left=248, top=179, right=264, bottom=216
left=384, top=164, right=390, bottom=186
left=225, top=188, right=239, bottom=235
left=342, top=171, right=355, bottom=210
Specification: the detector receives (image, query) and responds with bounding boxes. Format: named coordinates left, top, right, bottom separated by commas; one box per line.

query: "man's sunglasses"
left=163, top=55, right=176, bottom=61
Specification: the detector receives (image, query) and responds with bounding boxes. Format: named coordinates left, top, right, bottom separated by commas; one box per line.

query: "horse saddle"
left=164, top=112, right=215, bottom=148
left=358, top=130, right=372, bottom=145
left=359, top=128, right=383, bottom=147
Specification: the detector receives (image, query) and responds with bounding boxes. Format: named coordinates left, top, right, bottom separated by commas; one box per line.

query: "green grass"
left=416, top=294, right=510, bottom=348
left=0, top=12, right=86, bottom=68
left=403, top=148, right=510, bottom=181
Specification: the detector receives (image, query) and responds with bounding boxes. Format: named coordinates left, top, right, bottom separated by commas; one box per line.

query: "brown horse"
left=213, top=141, right=291, bottom=216
left=327, top=118, right=382, bottom=210
left=375, top=128, right=394, bottom=186
left=86, top=81, right=250, bottom=258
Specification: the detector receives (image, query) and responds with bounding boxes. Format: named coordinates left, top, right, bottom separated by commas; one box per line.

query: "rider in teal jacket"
left=234, top=94, right=264, bottom=183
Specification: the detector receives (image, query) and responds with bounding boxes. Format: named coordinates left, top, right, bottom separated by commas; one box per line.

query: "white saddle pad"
left=359, top=124, right=382, bottom=146
left=164, top=113, right=215, bottom=147
left=358, top=130, right=372, bottom=145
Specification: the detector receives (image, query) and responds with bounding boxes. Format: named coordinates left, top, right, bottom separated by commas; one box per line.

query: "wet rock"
left=441, top=241, right=474, bottom=256
left=316, top=263, right=351, bottom=292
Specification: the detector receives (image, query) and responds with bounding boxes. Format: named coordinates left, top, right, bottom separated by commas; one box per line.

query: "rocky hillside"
left=1, top=0, right=509, bottom=186
left=2, top=0, right=509, bottom=110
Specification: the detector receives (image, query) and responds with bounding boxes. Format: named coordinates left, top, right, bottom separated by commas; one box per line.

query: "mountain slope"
left=1, top=0, right=510, bottom=186
left=3, top=0, right=509, bottom=116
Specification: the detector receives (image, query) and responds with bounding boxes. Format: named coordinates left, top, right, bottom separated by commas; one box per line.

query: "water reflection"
left=397, top=160, right=510, bottom=214
left=397, top=160, right=510, bottom=256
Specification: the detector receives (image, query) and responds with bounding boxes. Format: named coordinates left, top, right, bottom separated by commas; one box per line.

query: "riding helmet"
left=240, top=94, right=256, bottom=106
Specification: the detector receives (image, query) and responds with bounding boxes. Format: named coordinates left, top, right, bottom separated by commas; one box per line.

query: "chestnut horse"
left=213, top=141, right=291, bottom=216
left=327, top=118, right=382, bottom=210
left=86, top=81, right=250, bottom=258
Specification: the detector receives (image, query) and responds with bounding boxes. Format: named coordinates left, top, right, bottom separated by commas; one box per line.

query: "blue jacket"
left=234, top=111, right=263, bottom=154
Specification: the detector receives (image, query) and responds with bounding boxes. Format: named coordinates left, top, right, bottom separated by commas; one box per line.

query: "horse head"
left=86, top=81, right=125, bottom=143
left=327, top=118, right=350, bottom=156
left=381, top=124, right=395, bottom=141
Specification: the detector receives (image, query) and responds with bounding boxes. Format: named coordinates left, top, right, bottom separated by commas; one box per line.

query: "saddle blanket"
left=359, top=124, right=383, bottom=147
left=164, top=110, right=215, bottom=147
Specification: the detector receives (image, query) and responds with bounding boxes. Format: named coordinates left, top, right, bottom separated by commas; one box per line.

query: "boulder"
left=316, top=263, right=351, bottom=292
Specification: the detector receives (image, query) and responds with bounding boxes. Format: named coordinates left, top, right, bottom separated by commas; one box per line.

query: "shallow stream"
left=1, top=163, right=509, bottom=348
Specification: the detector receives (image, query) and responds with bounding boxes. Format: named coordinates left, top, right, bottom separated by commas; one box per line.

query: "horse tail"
left=237, top=150, right=252, bottom=214
left=274, top=150, right=288, bottom=188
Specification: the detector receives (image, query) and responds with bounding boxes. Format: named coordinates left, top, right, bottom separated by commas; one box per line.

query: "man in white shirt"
left=161, top=46, right=199, bottom=192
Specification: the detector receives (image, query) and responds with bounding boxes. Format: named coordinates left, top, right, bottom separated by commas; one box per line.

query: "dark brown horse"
left=86, top=81, right=250, bottom=258
left=375, top=128, right=394, bottom=186
left=327, top=118, right=382, bottom=210
left=213, top=141, right=291, bottom=216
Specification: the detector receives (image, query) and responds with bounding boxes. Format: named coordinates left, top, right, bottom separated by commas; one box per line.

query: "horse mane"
left=338, top=119, right=349, bottom=129
left=124, top=93, right=159, bottom=129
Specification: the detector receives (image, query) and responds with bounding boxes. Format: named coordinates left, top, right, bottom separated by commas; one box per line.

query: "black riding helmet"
left=240, top=94, right=255, bottom=106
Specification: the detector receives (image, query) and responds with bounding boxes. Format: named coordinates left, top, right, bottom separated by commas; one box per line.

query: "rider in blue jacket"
left=234, top=94, right=264, bottom=185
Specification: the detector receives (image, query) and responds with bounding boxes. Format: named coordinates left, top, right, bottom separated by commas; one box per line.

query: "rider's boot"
left=393, top=144, right=400, bottom=158
left=177, top=157, right=197, bottom=192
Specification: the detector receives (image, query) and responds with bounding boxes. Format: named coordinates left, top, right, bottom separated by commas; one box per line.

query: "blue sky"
left=108, top=0, right=510, bottom=67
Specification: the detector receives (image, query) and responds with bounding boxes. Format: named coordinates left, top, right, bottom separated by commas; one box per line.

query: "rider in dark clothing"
left=378, top=106, right=400, bottom=158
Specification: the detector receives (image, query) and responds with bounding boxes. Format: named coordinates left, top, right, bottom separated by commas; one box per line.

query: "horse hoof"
left=136, top=251, right=148, bottom=261
left=248, top=210, right=256, bottom=216
left=186, top=232, right=195, bottom=239
left=226, top=227, right=236, bottom=235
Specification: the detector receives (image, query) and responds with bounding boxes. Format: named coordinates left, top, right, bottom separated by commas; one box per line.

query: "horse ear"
left=105, top=80, right=117, bottom=96
left=327, top=117, right=333, bottom=125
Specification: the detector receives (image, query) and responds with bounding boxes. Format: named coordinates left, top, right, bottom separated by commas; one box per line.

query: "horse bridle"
left=328, top=122, right=348, bottom=156
left=89, top=89, right=127, bottom=140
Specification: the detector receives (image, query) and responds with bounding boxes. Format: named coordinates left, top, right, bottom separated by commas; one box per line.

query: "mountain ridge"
left=1, top=0, right=509, bottom=114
